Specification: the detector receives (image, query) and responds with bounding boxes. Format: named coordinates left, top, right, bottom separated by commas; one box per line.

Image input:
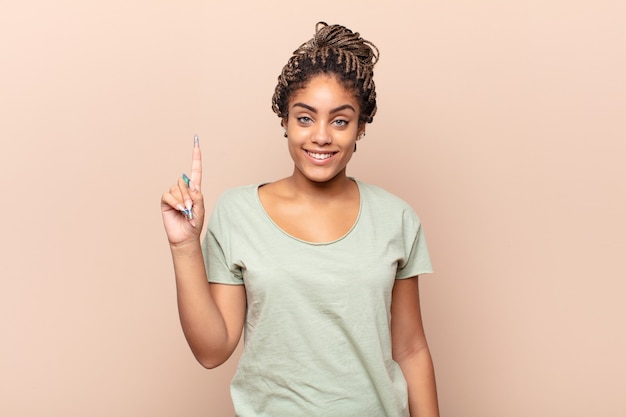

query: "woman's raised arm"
left=161, top=136, right=246, bottom=368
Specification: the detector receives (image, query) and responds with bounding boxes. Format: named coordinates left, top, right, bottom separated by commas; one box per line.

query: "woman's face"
left=284, top=74, right=363, bottom=185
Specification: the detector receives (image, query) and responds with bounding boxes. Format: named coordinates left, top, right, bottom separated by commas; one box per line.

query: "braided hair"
left=272, top=22, right=379, bottom=126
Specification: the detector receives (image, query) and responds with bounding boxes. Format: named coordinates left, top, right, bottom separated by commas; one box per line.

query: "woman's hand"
left=161, top=136, right=205, bottom=247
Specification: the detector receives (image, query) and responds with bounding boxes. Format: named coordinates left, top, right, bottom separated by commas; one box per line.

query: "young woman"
left=161, top=22, right=439, bottom=417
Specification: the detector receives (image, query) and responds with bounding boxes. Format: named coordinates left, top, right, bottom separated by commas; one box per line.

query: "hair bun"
left=295, top=21, right=379, bottom=68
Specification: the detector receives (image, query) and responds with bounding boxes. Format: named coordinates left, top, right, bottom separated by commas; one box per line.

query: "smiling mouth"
left=306, top=150, right=336, bottom=160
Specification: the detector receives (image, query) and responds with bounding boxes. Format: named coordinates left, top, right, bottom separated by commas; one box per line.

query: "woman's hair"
left=271, top=22, right=379, bottom=126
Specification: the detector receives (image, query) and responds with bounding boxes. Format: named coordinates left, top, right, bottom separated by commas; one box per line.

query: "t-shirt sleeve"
left=395, top=208, right=434, bottom=279
left=201, top=195, right=245, bottom=285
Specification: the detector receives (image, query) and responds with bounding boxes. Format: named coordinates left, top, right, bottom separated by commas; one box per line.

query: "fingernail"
left=180, top=207, right=193, bottom=220
left=182, top=173, right=191, bottom=187
left=177, top=204, right=185, bottom=212
left=185, top=199, right=193, bottom=211
left=194, top=134, right=199, bottom=147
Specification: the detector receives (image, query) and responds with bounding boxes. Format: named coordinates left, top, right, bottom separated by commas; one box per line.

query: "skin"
left=161, top=73, right=439, bottom=416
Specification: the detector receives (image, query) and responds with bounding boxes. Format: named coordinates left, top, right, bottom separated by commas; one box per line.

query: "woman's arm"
left=170, top=242, right=246, bottom=369
left=391, top=276, right=440, bottom=417
left=162, top=137, right=246, bottom=369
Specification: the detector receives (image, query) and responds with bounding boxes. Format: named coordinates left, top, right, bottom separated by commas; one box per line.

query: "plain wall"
left=1, top=1, right=624, bottom=416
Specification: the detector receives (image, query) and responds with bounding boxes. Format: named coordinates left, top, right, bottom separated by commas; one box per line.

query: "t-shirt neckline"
left=254, top=178, right=363, bottom=246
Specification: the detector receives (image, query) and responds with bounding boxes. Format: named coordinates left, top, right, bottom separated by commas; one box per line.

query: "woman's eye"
left=297, top=116, right=312, bottom=124
left=333, top=119, right=348, bottom=127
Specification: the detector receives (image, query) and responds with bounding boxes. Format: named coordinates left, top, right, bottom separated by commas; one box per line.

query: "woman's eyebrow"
left=292, top=103, right=356, bottom=114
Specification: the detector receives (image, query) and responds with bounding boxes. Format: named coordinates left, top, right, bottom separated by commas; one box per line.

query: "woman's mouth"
left=305, top=150, right=336, bottom=160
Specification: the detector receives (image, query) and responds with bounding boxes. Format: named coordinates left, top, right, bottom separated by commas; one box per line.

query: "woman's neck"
left=286, top=169, right=355, bottom=201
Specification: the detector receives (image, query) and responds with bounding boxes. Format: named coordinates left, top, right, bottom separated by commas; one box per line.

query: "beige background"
left=1, top=1, right=624, bottom=416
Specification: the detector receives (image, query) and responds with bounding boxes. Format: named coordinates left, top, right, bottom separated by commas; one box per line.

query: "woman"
left=161, top=22, right=439, bottom=417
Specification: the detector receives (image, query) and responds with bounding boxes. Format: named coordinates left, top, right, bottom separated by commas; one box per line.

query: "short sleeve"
left=395, top=208, right=434, bottom=279
left=201, top=196, right=245, bottom=285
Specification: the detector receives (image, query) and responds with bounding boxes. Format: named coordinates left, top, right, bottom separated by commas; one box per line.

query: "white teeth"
left=307, top=151, right=333, bottom=160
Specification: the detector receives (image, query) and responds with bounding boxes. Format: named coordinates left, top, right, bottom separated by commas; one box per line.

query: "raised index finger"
left=190, top=134, right=202, bottom=188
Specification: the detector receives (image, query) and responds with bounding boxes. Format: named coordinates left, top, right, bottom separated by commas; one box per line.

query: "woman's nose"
left=311, top=124, right=332, bottom=145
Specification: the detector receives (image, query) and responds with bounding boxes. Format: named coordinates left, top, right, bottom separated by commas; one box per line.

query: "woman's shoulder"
left=209, top=184, right=265, bottom=230
left=355, top=179, right=413, bottom=210
left=214, top=183, right=262, bottom=210
left=355, top=179, right=425, bottom=231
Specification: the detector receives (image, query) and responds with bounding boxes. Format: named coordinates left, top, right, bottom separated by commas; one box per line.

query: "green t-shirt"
left=202, top=179, right=433, bottom=417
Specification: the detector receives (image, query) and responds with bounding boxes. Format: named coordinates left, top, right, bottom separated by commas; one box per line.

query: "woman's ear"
left=282, top=118, right=288, bottom=137
left=357, top=126, right=366, bottom=140
left=357, top=121, right=366, bottom=138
